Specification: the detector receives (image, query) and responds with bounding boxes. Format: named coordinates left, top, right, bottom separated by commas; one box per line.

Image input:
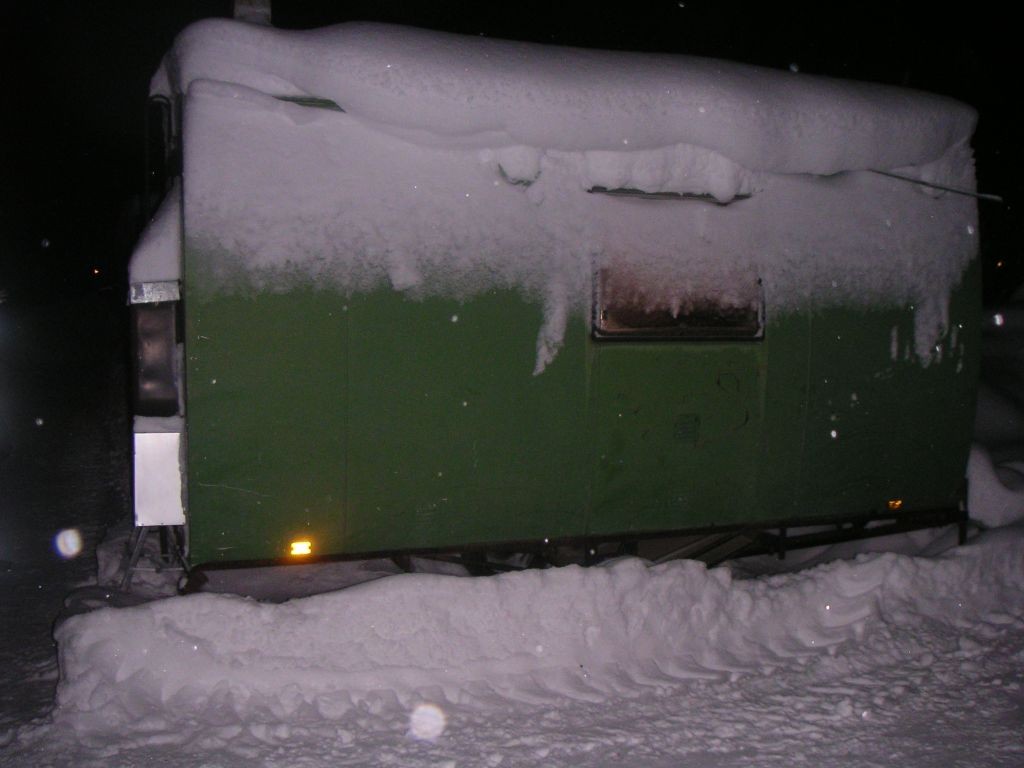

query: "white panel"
left=134, top=432, right=186, bottom=526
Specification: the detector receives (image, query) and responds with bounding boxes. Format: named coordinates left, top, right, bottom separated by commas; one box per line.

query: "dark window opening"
left=592, top=268, right=763, bottom=340
left=132, top=302, right=180, bottom=416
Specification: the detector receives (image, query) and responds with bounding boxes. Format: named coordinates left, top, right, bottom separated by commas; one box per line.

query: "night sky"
left=2, top=1, right=1018, bottom=303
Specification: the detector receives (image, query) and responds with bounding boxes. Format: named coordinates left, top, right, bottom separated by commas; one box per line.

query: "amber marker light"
left=290, top=540, right=313, bottom=556
left=887, top=499, right=903, bottom=511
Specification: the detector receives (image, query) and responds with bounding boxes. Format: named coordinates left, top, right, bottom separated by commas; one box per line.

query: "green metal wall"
left=183, top=256, right=979, bottom=565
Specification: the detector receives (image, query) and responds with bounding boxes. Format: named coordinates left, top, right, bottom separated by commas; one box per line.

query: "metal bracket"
left=121, top=525, right=190, bottom=591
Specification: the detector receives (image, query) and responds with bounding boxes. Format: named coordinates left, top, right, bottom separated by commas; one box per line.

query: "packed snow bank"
left=54, top=527, right=1024, bottom=737
left=155, top=20, right=975, bottom=175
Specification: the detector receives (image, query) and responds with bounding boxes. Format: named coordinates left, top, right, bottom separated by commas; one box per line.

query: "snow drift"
left=54, top=527, right=1024, bottom=737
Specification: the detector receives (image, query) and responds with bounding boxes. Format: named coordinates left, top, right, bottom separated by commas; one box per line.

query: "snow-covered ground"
left=23, top=525, right=1024, bottom=767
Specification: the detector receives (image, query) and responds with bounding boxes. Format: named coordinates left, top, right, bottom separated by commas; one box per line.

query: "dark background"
left=1, top=1, right=1017, bottom=305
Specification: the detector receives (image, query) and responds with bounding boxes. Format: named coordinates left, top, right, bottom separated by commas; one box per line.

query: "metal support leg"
left=958, top=480, right=969, bottom=546
left=121, top=526, right=152, bottom=591
left=121, top=525, right=189, bottom=592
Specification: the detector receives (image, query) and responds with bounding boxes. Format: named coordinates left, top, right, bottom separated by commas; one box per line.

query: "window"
left=592, top=267, right=763, bottom=340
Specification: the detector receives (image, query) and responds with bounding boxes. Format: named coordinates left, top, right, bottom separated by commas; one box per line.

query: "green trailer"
left=128, top=20, right=981, bottom=572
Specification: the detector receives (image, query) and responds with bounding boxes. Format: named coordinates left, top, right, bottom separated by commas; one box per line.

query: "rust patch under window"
left=593, top=267, right=763, bottom=340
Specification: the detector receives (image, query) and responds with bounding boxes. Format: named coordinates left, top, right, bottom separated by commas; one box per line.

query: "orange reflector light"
left=290, top=540, right=313, bottom=556
left=887, top=499, right=903, bottom=511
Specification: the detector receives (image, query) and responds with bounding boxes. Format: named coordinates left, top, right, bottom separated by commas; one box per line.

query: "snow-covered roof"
left=154, top=19, right=975, bottom=175
left=136, top=20, right=979, bottom=371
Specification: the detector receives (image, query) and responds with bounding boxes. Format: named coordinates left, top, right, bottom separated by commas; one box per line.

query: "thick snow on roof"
left=155, top=19, right=975, bottom=175
left=139, top=19, right=979, bottom=370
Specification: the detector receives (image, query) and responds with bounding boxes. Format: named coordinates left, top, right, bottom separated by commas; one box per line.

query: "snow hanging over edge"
left=140, top=20, right=979, bottom=372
